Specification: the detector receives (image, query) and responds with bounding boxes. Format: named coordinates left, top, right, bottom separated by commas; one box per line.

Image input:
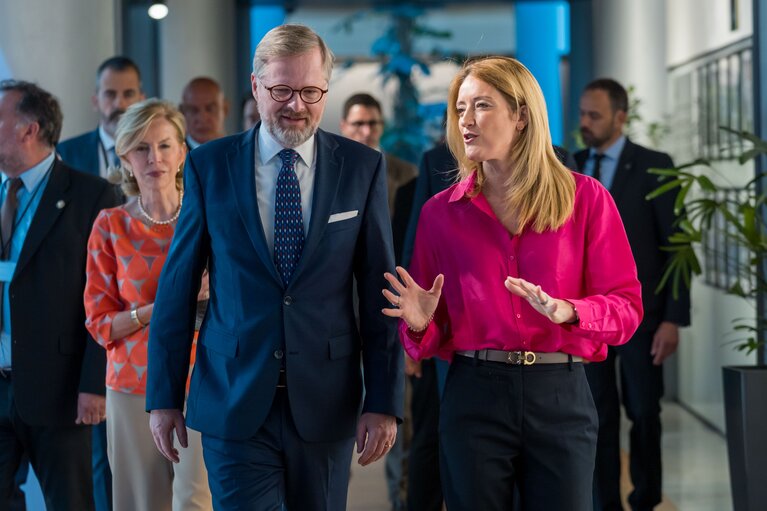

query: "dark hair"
left=96, top=56, right=142, bottom=85
left=342, top=93, right=382, bottom=120
left=584, top=78, right=628, bottom=113
left=0, top=80, right=63, bottom=147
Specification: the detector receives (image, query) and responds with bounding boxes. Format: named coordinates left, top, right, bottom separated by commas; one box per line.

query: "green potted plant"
left=647, top=128, right=767, bottom=511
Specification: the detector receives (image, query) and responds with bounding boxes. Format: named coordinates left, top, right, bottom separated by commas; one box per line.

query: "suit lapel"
left=226, top=127, right=283, bottom=286
left=609, top=138, right=636, bottom=201
left=14, top=161, right=70, bottom=276
left=289, top=130, right=342, bottom=286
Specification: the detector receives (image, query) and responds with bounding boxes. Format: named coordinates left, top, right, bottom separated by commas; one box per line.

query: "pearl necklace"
left=138, top=190, right=184, bottom=226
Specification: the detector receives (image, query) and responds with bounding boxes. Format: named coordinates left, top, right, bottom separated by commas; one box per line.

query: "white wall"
left=667, top=0, right=753, bottom=68
left=592, top=0, right=668, bottom=144
left=159, top=0, right=239, bottom=136
left=0, top=0, right=117, bottom=140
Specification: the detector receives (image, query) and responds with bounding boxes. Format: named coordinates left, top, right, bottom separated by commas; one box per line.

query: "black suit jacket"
left=8, top=160, right=117, bottom=426
left=575, top=138, right=691, bottom=333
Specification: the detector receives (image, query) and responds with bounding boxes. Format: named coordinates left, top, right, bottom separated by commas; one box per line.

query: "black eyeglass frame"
left=263, top=83, right=329, bottom=104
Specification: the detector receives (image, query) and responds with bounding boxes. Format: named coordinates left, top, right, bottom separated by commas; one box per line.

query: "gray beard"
left=266, top=118, right=316, bottom=148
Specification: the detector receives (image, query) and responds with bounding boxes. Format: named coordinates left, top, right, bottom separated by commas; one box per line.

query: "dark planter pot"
left=723, top=366, right=767, bottom=511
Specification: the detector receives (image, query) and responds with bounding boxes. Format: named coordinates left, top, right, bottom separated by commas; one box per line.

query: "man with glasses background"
left=145, top=24, right=404, bottom=510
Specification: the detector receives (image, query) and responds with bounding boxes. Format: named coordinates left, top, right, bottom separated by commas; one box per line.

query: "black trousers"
left=439, top=356, right=598, bottom=511
left=407, top=359, right=443, bottom=511
left=0, top=375, right=94, bottom=511
left=584, top=331, right=664, bottom=511
left=201, top=389, right=355, bottom=511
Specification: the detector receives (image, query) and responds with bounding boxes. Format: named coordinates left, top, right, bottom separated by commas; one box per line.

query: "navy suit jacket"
left=575, top=138, right=691, bottom=332
left=146, top=126, right=405, bottom=442
left=57, top=129, right=101, bottom=177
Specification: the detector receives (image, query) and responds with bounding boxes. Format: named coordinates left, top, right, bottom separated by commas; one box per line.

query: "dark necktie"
left=592, top=153, right=605, bottom=184
left=273, top=149, right=303, bottom=287
left=108, top=146, right=119, bottom=168
left=0, top=178, right=22, bottom=332
left=1, top=178, right=22, bottom=260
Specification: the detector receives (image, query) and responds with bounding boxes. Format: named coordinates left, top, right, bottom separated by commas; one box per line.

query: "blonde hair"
left=253, top=24, right=335, bottom=83
left=112, top=98, right=186, bottom=196
left=446, top=57, right=575, bottom=234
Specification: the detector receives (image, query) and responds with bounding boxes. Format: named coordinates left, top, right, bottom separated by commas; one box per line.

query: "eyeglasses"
left=263, top=84, right=328, bottom=104
left=348, top=120, right=383, bottom=129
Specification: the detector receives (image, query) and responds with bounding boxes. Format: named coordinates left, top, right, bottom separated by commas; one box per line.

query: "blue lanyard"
left=0, top=161, right=54, bottom=256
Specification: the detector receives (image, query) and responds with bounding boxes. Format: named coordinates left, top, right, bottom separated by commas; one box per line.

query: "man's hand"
left=76, top=393, right=106, bottom=425
left=651, top=321, right=680, bottom=366
left=355, top=412, right=397, bottom=467
left=405, top=354, right=422, bottom=378
left=149, top=409, right=188, bottom=463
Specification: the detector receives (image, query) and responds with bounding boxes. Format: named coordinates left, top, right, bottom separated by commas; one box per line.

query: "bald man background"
left=179, top=77, right=229, bottom=148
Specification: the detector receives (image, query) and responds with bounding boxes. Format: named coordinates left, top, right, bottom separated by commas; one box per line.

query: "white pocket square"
left=328, top=210, right=359, bottom=223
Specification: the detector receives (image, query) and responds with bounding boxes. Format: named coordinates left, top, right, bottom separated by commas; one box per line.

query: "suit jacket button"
left=273, top=349, right=284, bottom=359
left=283, top=296, right=293, bottom=306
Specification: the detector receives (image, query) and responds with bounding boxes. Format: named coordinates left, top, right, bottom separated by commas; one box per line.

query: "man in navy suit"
left=57, top=56, right=144, bottom=179
left=146, top=24, right=403, bottom=510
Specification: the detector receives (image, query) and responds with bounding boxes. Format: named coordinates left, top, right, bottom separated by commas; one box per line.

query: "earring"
left=177, top=163, right=183, bottom=174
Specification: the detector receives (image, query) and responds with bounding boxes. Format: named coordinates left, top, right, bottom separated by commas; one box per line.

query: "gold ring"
left=384, top=442, right=391, bottom=448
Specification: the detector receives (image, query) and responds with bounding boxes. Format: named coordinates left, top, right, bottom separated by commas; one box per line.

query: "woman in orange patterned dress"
left=84, top=99, right=211, bottom=511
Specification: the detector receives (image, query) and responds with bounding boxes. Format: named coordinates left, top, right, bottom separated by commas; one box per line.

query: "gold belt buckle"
left=507, top=351, right=536, bottom=365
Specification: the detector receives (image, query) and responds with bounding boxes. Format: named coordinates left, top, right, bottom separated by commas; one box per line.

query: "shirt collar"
left=2, top=151, right=55, bottom=193
left=589, top=134, right=626, bottom=161
left=449, top=171, right=476, bottom=203
left=257, top=125, right=316, bottom=168
left=98, top=125, right=116, bottom=151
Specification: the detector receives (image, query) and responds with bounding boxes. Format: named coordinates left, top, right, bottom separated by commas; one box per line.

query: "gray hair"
left=253, top=24, right=334, bottom=83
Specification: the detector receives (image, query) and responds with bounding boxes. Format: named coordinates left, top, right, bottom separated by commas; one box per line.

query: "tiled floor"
left=19, top=402, right=733, bottom=510
left=347, top=402, right=733, bottom=511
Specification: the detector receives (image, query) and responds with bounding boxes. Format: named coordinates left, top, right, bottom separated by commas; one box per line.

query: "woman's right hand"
left=197, top=270, right=210, bottom=302
left=382, top=266, right=444, bottom=331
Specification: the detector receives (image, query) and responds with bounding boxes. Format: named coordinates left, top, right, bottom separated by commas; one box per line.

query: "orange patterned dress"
left=84, top=207, right=196, bottom=395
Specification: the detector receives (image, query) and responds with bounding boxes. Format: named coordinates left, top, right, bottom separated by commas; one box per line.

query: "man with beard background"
left=58, top=57, right=145, bottom=180
left=55, top=56, right=143, bottom=511
left=575, top=78, right=690, bottom=511
left=145, top=24, right=403, bottom=510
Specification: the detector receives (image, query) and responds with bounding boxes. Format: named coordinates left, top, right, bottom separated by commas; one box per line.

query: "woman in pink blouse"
left=382, top=57, right=643, bottom=510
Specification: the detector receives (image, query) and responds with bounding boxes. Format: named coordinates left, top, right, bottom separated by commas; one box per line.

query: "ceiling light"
left=148, top=1, right=169, bottom=20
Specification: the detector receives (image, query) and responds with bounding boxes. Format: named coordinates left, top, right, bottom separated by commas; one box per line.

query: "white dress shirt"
left=255, top=127, right=317, bottom=254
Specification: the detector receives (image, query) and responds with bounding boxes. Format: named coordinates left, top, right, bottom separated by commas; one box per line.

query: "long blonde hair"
left=446, top=57, right=575, bottom=234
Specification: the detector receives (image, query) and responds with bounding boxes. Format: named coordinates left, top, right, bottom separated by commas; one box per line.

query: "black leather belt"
left=456, top=349, right=582, bottom=365
left=276, top=369, right=287, bottom=388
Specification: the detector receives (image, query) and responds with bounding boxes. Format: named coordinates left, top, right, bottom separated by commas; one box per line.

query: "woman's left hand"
left=504, top=276, right=577, bottom=325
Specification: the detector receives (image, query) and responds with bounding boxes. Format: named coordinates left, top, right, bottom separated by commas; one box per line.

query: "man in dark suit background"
left=339, top=93, right=417, bottom=266
left=576, top=78, right=691, bottom=511
left=0, top=80, right=117, bottom=510
left=146, top=24, right=403, bottom=510
left=58, top=56, right=145, bottom=179
left=179, top=76, right=229, bottom=150
left=55, top=55, right=142, bottom=511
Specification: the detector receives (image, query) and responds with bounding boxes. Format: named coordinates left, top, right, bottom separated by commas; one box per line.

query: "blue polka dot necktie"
left=274, top=149, right=304, bottom=286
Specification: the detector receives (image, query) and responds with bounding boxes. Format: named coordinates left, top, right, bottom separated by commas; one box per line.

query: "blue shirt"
left=0, top=152, right=55, bottom=367
left=584, top=135, right=626, bottom=191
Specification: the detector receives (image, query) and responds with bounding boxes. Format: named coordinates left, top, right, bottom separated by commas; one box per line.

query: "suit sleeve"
left=146, top=154, right=210, bottom=411
left=650, top=153, right=691, bottom=327
left=355, top=153, right=405, bottom=421
left=402, top=150, right=433, bottom=268
left=79, top=183, right=120, bottom=395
